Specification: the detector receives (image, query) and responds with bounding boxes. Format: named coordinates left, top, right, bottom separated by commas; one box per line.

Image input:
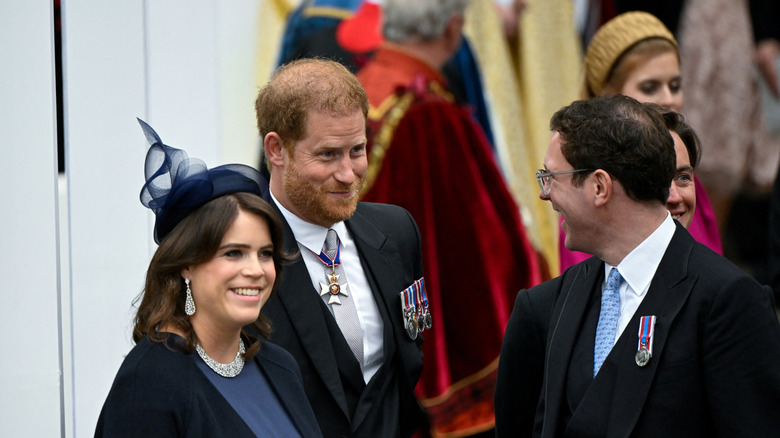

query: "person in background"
left=355, top=0, right=541, bottom=435
left=750, top=0, right=780, bottom=98
left=662, top=108, right=701, bottom=228
left=96, top=120, right=321, bottom=438
left=770, top=160, right=780, bottom=307
left=559, top=11, right=722, bottom=271
left=255, top=58, right=426, bottom=438
left=496, top=95, right=780, bottom=437
left=495, top=104, right=703, bottom=437
left=750, top=0, right=780, bottom=308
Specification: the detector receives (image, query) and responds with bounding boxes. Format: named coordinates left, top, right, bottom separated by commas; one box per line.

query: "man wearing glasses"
left=495, top=94, right=780, bottom=437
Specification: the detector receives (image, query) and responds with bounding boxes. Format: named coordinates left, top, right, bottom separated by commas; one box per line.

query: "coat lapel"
left=541, top=258, right=603, bottom=438
left=565, top=224, right=698, bottom=437
left=345, top=208, right=404, bottom=316
left=343, top=208, right=406, bottom=430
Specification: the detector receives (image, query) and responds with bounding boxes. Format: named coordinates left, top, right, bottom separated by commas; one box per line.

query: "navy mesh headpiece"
left=138, top=119, right=269, bottom=244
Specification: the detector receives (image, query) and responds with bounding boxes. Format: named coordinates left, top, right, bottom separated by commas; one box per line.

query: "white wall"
left=1, top=1, right=265, bottom=436
left=0, top=1, right=63, bottom=436
left=62, top=1, right=150, bottom=436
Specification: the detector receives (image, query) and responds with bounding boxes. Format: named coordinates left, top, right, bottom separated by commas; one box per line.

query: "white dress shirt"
left=605, top=212, right=676, bottom=344
left=271, top=192, right=384, bottom=383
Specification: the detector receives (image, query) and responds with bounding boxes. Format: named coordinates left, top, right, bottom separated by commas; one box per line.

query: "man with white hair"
left=356, top=0, right=541, bottom=435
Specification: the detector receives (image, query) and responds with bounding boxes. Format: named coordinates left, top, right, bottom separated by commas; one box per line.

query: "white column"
left=61, top=1, right=149, bottom=436
left=0, top=1, right=63, bottom=436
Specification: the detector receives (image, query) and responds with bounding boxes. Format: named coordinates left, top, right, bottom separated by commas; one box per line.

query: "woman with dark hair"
left=95, top=121, right=322, bottom=438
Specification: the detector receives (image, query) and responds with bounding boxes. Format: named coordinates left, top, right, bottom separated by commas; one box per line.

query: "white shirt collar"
left=605, top=212, right=676, bottom=297
left=270, top=190, right=350, bottom=254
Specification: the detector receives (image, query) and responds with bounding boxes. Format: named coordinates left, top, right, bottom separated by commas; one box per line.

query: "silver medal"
left=405, top=316, right=418, bottom=340
left=635, top=347, right=651, bottom=367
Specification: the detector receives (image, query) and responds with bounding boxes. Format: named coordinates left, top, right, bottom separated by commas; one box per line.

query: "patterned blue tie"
left=593, top=268, right=622, bottom=377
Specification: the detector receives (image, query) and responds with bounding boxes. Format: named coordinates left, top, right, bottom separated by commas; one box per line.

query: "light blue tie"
left=594, top=268, right=622, bottom=377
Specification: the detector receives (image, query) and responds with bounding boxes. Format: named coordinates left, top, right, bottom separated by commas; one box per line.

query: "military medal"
left=313, top=241, right=349, bottom=305
left=418, top=278, right=432, bottom=330
left=399, top=278, right=429, bottom=340
left=400, top=288, right=418, bottom=340
left=405, top=311, right=419, bottom=340
left=635, top=315, right=656, bottom=367
left=412, top=280, right=425, bottom=332
left=635, top=348, right=651, bottom=367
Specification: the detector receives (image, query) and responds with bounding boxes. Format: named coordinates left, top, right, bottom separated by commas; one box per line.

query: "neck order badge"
left=315, top=230, right=350, bottom=305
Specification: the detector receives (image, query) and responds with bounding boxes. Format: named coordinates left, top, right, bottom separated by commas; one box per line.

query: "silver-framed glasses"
left=536, top=168, right=593, bottom=197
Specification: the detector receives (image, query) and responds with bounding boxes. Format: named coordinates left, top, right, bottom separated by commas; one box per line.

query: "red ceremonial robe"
left=357, top=46, right=542, bottom=436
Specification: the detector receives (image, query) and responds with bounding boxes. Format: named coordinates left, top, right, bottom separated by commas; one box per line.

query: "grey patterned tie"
left=321, top=229, right=364, bottom=370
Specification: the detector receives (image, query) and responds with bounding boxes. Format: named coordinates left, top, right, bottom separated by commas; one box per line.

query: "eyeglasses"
left=536, top=168, right=593, bottom=197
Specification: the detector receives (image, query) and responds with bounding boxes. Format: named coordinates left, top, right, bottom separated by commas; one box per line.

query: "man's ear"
left=592, top=169, right=613, bottom=207
left=264, top=133, right=286, bottom=167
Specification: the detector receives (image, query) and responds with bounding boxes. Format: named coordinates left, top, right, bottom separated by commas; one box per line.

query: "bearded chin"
left=283, top=166, right=364, bottom=227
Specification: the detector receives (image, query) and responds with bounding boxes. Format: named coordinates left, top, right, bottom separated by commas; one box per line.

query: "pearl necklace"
left=195, top=339, right=246, bottom=378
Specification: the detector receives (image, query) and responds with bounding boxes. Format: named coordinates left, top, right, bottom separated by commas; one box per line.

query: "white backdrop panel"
left=0, top=0, right=63, bottom=436
left=62, top=1, right=149, bottom=436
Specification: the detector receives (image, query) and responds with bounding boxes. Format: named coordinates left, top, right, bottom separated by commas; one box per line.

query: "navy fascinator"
left=138, top=119, right=269, bottom=244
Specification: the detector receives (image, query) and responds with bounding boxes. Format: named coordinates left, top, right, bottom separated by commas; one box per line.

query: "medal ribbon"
left=311, top=241, right=341, bottom=268
left=416, top=278, right=428, bottom=309
left=400, top=288, right=414, bottom=314
left=637, top=315, right=656, bottom=354
left=412, top=281, right=423, bottom=318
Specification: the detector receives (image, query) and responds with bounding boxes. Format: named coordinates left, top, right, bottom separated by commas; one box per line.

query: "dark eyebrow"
left=219, top=243, right=275, bottom=251
left=675, top=165, right=694, bottom=172
left=218, top=243, right=250, bottom=251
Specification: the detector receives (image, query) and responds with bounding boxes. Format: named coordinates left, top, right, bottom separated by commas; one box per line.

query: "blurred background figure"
left=277, top=0, right=369, bottom=73
left=750, top=0, right=780, bottom=309
left=463, top=0, right=582, bottom=277
left=97, top=121, right=320, bottom=437
left=355, top=0, right=541, bottom=435
left=770, top=159, right=780, bottom=308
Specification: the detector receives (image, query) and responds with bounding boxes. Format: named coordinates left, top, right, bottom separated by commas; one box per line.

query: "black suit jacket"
left=495, top=275, right=558, bottom=438
left=95, top=335, right=322, bottom=437
left=262, top=201, right=426, bottom=438
left=496, top=222, right=780, bottom=437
